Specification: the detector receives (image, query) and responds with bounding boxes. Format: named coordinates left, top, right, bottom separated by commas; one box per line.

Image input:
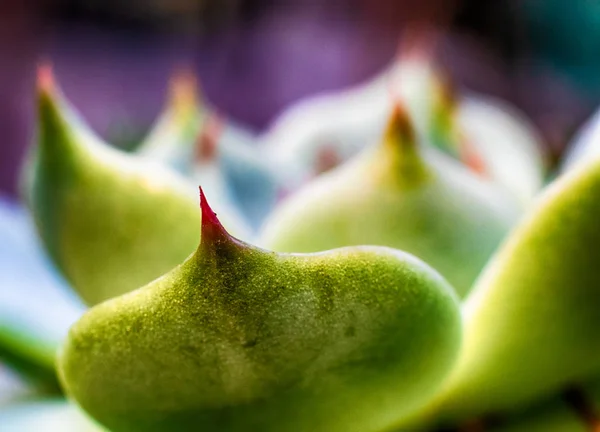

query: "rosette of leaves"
left=3, top=64, right=600, bottom=432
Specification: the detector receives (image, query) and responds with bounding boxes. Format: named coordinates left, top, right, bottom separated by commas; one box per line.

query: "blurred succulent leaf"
left=456, top=91, right=546, bottom=206
left=261, top=105, right=519, bottom=298
left=23, top=65, right=249, bottom=306
left=137, top=69, right=204, bottom=172
left=196, top=114, right=278, bottom=230
left=404, top=148, right=600, bottom=428
left=260, top=39, right=545, bottom=207
left=136, top=70, right=275, bottom=230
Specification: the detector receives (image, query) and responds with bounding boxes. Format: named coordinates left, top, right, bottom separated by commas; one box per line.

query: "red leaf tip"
left=396, top=24, right=439, bottom=64
left=199, top=187, right=229, bottom=244
left=200, top=186, right=221, bottom=226
left=195, top=113, right=223, bottom=162
left=459, top=136, right=488, bottom=177
left=315, top=144, right=341, bottom=175
left=37, top=61, right=55, bottom=94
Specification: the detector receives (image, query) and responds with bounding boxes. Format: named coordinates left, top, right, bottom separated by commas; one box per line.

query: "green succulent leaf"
left=403, top=150, right=600, bottom=428
left=58, top=189, right=461, bottom=432
left=23, top=65, right=248, bottom=306
left=260, top=104, right=519, bottom=298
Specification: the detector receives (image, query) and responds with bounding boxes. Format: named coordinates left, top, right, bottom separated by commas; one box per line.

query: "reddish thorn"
left=199, top=186, right=225, bottom=230
left=395, top=23, right=439, bottom=64
left=460, top=138, right=487, bottom=177
left=199, top=186, right=242, bottom=250
left=199, top=186, right=231, bottom=241
left=315, top=144, right=341, bottom=175
left=37, top=61, right=55, bottom=93
left=195, top=113, right=224, bottom=162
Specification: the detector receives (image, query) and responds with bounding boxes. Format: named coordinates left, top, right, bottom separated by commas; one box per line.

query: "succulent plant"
left=260, top=49, right=545, bottom=206
left=135, top=70, right=205, bottom=170
left=260, top=105, right=519, bottom=298
left=428, top=73, right=546, bottom=206
left=23, top=66, right=249, bottom=306
left=3, top=57, right=600, bottom=432
left=391, top=137, right=600, bottom=430
left=137, top=70, right=277, bottom=230
left=258, top=50, right=436, bottom=192
left=58, top=189, right=461, bottom=432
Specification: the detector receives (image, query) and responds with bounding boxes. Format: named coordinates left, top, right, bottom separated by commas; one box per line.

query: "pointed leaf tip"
left=199, top=186, right=220, bottom=226
left=433, top=69, right=458, bottom=112
left=396, top=24, right=438, bottom=64
left=169, top=67, right=199, bottom=110
left=459, top=136, right=488, bottom=177
left=36, top=61, right=76, bottom=156
left=381, top=104, right=429, bottom=185
left=430, top=69, right=461, bottom=155
left=195, top=113, right=223, bottom=162
left=37, top=62, right=56, bottom=95
left=315, top=144, right=341, bottom=175
left=385, top=104, right=416, bottom=149
left=199, top=187, right=230, bottom=244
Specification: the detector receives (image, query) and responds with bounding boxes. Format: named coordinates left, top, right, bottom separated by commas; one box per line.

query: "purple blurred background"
left=1, top=0, right=599, bottom=196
